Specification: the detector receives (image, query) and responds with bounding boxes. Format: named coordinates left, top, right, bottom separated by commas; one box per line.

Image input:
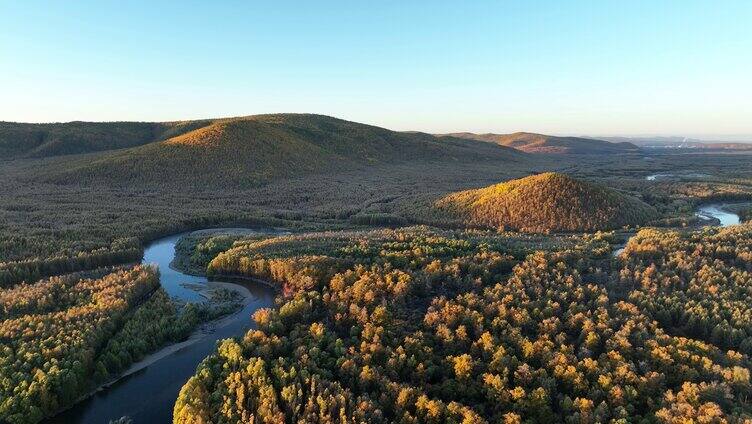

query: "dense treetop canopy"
left=174, top=224, right=752, bottom=423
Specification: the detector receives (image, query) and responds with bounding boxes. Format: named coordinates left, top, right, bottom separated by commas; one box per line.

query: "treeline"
left=641, top=180, right=752, bottom=215
left=172, top=233, right=265, bottom=273
left=202, top=227, right=584, bottom=293
left=0, top=261, right=239, bottom=424
left=732, top=205, right=752, bottom=223
left=0, top=238, right=142, bottom=288
left=194, top=227, right=611, bottom=294
left=0, top=266, right=158, bottom=423
left=173, top=227, right=752, bottom=422
left=92, top=290, right=201, bottom=382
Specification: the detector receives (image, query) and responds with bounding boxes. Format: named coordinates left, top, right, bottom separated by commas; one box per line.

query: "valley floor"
left=3, top=150, right=752, bottom=423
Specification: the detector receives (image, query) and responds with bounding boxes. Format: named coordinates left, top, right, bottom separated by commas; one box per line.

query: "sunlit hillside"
left=436, top=172, right=658, bottom=232
left=33, top=114, right=524, bottom=187
left=445, top=131, right=639, bottom=154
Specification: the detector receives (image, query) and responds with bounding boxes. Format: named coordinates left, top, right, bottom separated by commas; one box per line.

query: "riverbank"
left=170, top=228, right=285, bottom=277
left=45, top=230, right=279, bottom=424
left=610, top=202, right=745, bottom=258
left=696, top=203, right=745, bottom=227
left=118, top=280, right=254, bottom=378
left=49, top=280, right=256, bottom=421
left=93, top=229, right=275, bottom=400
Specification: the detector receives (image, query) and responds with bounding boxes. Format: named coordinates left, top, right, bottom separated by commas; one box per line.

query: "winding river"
left=611, top=204, right=743, bottom=257
left=46, top=231, right=277, bottom=424
left=44, top=204, right=746, bottom=422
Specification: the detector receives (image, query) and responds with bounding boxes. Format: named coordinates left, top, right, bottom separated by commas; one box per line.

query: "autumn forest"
left=2, top=115, right=752, bottom=424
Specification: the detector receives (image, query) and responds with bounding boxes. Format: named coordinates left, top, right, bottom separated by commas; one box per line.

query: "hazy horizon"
left=2, top=1, right=750, bottom=138
left=3, top=113, right=750, bottom=143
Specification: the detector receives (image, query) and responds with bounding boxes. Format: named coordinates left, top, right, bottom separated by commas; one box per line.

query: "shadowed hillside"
left=0, top=120, right=211, bottom=159
left=34, top=114, right=524, bottom=187
left=436, top=172, right=658, bottom=231
left=444, top=131, right=639, bottom=154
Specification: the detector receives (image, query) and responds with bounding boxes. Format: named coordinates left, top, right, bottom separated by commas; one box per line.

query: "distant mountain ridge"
left=441, top=131, right=639, bottom=154
left=29, top=114, right=524, bottom=187
left=599, top=136, right=752, bottom=150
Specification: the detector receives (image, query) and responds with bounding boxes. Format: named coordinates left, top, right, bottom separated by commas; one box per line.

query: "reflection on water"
left=646, top=172, right=712, bottom=181
left=696, top=204, right=741, bottom=227
left=44, top=211, right=747, bottom=422
left=46, top=231, right=277, bottom=424
left=142, top=234, right=207, bottom=302
left=646, top=173, right=672, bottom=181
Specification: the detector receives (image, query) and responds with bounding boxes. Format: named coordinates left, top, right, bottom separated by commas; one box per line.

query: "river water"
left=46, top=231, right=276, bottom=424
left=696, top=204, right=741, bottom=227
left=645, top=172, right=712, bottom=181
left=612, top=173, right=745, bottom=257
left=611, top=204, right=742, bottom=257
left=45, top=206, right=746, bottom=422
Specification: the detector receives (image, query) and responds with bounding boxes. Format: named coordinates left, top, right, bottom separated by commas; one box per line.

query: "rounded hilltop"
left=435, top=172, right=658, bottom=232
left=28, top=113, right=522, bottom=188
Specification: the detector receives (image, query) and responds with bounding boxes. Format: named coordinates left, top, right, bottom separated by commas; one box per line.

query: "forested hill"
left=31, top=114, right=524, bottom=187
left=436, top=172, right=658, bottom=232
left=0, top=120, right=212, bottom=159
left=443, top=131, right=639, bottom=154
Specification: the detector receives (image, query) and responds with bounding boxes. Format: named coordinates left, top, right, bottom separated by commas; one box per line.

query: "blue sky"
left=1, top=1, right=750, bottom=138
